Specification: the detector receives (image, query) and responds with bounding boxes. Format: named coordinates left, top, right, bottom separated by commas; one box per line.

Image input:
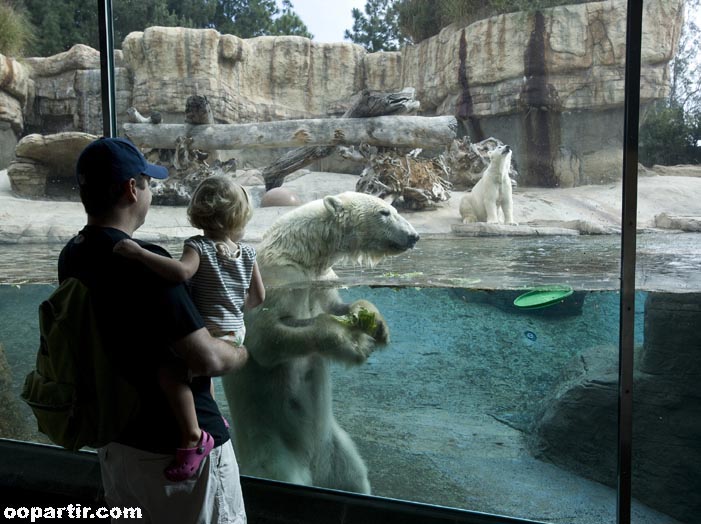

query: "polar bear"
left=459, top=144, right=516, bottom=225
left=222, top=192, right=419, bottom=494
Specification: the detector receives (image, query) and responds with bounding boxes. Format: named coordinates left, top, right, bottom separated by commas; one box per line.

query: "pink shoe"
left=164, top=430, right=215, bottom=482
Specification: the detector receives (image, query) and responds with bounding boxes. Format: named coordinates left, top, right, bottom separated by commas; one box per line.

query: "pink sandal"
left=164, top=430, right=215, bottom=482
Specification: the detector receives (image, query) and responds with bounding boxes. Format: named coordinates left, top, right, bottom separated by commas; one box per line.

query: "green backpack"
left=21, top=277, right=139, bottom=451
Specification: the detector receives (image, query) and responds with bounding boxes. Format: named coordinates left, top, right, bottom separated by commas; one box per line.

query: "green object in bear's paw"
left=332, top=307, right=377, bottom=335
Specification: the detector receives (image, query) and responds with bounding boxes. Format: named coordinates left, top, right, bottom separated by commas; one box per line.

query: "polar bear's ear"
left=323, top=195, right=344, bottom=216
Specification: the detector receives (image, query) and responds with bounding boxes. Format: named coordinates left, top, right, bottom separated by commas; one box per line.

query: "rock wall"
left=21, top=44, right=132, bottom=137
left=529, top=292, right=701, bottom=523
left=0, top=54, right=30, bottom=168
left=1, top=0, right=684, bottom=185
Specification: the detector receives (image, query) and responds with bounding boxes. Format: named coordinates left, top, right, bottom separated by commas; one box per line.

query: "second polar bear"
left=459, top=144, right=516, bottom=225
left=222, top=191, right=419, bottom=494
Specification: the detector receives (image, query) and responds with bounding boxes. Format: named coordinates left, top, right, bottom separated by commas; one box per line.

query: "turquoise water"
left=2, top=233, right=700, bottom=291
left=0, top=282, right=645, bottom=514
left=0, top=234, right=696, bottom=524
left=0, top=284, right=642, bottom=424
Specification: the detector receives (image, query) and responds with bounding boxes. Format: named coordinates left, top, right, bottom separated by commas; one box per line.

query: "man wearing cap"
left=59, top=137, right=248, bottom=523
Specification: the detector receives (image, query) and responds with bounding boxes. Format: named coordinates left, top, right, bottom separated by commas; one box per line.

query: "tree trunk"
left=122, top=116, right=456, bottom=151
left=261, top=87, right=424, bottom=189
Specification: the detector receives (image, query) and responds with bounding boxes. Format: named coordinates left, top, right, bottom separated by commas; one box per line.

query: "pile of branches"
left=355, top=148, right=452, bottom=210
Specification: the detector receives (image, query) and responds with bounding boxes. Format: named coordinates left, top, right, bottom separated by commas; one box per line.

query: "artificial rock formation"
left=3, top=0, right=684, bottom=190
left=22, top=44, right=130, bottom=137
left=0, top=54, right=30, bottom=168
left=529, top=292, right=701, bottom=523
left=8, top=132, right=96, bottom=198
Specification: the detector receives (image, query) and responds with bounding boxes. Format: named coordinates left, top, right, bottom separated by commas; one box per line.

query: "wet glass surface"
left=0, top=281, right=687, bottom=524
left=2, top=233, right=699, bottom=292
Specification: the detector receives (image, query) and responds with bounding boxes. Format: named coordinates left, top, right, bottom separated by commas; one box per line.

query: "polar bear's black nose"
left=407, top=233, right=420, bottom=248
left=504, top=145, right=511, bottom=153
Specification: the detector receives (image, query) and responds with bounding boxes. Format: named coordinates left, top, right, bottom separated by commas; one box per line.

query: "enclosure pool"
left=1, top=234, right=699, bottom=524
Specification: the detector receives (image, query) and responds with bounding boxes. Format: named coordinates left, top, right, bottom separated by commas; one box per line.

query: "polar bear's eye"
left=379, top=209, right=391, bottom=217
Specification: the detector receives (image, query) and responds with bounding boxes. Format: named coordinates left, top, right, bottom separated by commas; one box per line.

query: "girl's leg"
left=158, top=365, right=201, bottom=449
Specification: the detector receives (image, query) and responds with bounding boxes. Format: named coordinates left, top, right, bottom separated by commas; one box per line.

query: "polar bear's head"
left=488, top=144, right=512, bottom=167
left=260, top=191, right=419, bottom=273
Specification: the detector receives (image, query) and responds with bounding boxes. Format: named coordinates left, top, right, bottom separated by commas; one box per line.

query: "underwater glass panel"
left=628, top=3, right=701, bottom=524
left=0, top=0, right=108, bottom=449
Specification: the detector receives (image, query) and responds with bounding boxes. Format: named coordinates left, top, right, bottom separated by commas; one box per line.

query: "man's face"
left=134, top=176, right=153, bottom=228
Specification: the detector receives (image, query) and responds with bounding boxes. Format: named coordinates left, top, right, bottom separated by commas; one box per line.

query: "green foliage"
left=113, top=0, right=200, bottom=44
left=344, top=0, right=408, bottom=52
left=396, top=0, right=586, bottom=44
left=213, top=0, right=312, bottom=39
left=639, top=1, right=701, bottom=167
left=639, top=103, right=701, bottom=166
left=395, top=0, right=444, bottom=43
left=23, top=0, right=312, bottom=56
left=270, top=0, right=313, bottom=38
left=0, top=0, right=36, bottom=57
left=214, top=0, right=275, bottom=37
left=669, top=0, right=701, bottom=115
left=24, top=0, right=98, bottom=56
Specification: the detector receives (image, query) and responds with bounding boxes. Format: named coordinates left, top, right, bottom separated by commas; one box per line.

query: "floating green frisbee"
left=513, top=285, right=574, bottom=309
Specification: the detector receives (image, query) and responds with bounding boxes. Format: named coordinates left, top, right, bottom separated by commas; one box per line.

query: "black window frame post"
left=97, top=0, right=117, bottom=137
left=618, top=1, right=643, bottom=523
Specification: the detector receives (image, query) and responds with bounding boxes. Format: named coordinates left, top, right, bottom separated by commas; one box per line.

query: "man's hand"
left=173, top=328, right=249, bottom=377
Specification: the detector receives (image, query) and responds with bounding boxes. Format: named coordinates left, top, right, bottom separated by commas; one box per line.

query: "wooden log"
left=261, top=88, right=422, bottom=189
left=122, top=115, right=458, bottom=151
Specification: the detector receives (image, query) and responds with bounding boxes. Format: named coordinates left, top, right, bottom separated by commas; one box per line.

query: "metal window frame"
left=617, top=1, right=643, bottom=523
left=93, top=1, right=644, bottom=522
left=97, top=0, right=117, bottom=137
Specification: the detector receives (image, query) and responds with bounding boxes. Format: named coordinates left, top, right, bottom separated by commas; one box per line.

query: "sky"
left=279, top=0, right=367, bottom=43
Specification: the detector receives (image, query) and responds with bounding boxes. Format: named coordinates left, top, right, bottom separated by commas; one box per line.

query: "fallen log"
left=260, top=87, right=423, bottom=189
left=122, top=115, right=457, bottom=151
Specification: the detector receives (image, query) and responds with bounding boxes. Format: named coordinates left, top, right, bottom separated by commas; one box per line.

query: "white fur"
left=459, top=145, right=516, bottom=225
left=222, top=192, right=419, bottom=494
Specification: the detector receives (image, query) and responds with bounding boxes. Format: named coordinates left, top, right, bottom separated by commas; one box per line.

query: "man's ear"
left=123, top=178, right=138, bottom=203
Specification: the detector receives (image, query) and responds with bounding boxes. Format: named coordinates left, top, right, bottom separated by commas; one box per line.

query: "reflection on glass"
left=0, top=0, right=697, bottom=523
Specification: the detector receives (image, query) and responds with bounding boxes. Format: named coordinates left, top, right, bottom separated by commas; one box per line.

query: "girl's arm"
left=114, top=239, right=200, bottom=282
left=244, top=261, right=265, bottom=310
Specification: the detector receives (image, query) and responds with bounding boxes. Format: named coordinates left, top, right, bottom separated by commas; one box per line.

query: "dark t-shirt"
left=58, top=225, right=229, bottom=453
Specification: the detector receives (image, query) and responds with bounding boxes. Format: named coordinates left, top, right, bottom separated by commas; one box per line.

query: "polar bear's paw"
left=348, top=300, right=389, bottom=345
left=318, top=313, right=381, bottom=365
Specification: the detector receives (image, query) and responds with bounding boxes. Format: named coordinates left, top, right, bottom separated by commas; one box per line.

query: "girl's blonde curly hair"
left=187, top=175, right=252, bottom=234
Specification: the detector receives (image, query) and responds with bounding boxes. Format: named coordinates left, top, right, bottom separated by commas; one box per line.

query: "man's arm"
left=172, top=327, right=249, bottom=377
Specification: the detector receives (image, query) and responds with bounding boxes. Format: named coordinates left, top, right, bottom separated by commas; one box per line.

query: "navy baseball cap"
left=76, top=137, right=168, bottom=186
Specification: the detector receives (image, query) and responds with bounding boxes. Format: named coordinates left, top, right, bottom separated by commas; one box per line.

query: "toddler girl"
left=114, top=175, right=265, bottom=481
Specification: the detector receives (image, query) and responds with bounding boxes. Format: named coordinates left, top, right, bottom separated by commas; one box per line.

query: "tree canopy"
left=0, top=0, right=36, bottom=57
left=639, top=0, right=701, bottom=166
left=21, top=0, right=312, bottom=56
left=343, top=0, right=407, bottom=52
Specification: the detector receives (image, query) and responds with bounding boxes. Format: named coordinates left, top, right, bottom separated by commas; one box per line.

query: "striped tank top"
left=184, top=235, right=256, bottom=334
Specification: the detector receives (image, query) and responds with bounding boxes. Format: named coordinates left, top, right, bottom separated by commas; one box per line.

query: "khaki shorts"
left=98, top=440, right=246, bottom=524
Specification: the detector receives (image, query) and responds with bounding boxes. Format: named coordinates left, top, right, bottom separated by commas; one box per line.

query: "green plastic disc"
left=513, top=285, right=574, bottom=309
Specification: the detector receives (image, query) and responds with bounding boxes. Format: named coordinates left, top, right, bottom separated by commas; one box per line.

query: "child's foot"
left=164, top=430, right=215, bottom=482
